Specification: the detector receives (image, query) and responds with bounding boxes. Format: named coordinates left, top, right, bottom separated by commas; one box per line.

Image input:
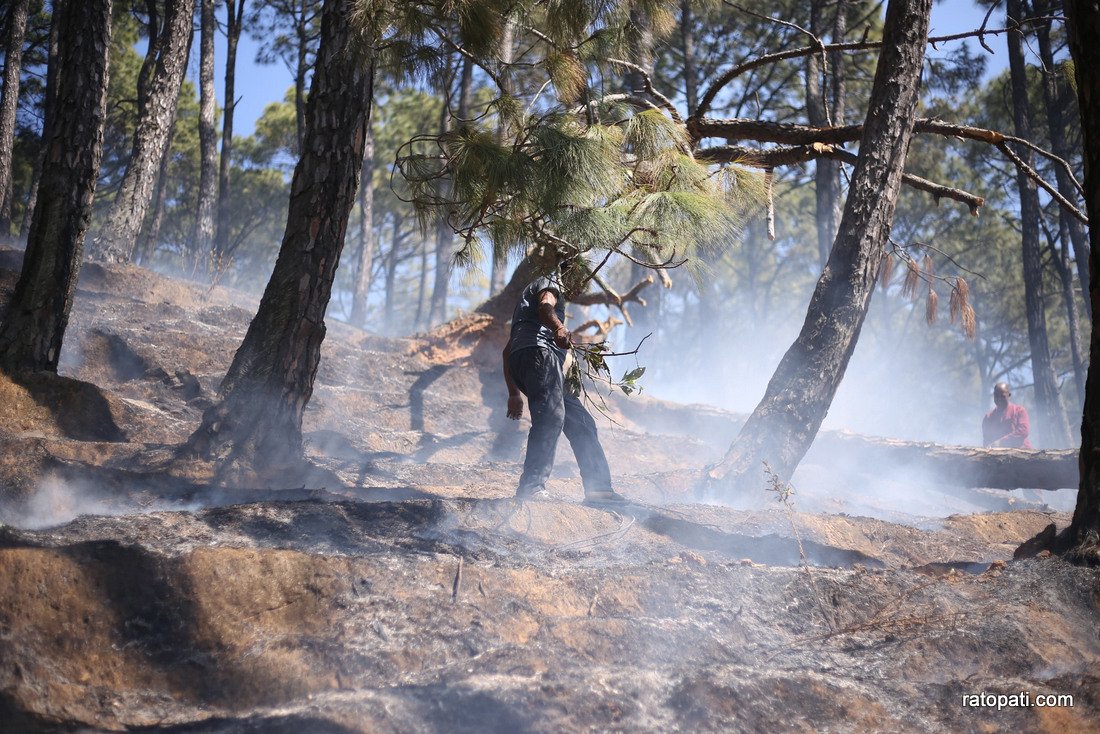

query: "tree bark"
left=349, top=114, right=375, bottom=328
left=135, top=119, right=177, bottom=266
left=0, top=0, right=31, bottom=239
left=1007, top=0, right=1072, bottom=448
left=18, top=0, right=62, bottom=243
left=1064, top=0, right=1100, bottom=562
left=191, top=0, right=218, bottom=267
left=93, top=0, right=192, bottom=263
left=214, top=0, right=246, bottom=261
left=428, top=58, right=468, bottom=328
left=680, top=0, right=697, bottom=113
left=185, top=0, right=372, bottom=475
left=701, top=0, right=932, bottom=497
left=1035, top=0, right=1091, bottom=319
left=0, top=0, right=112, bottom=373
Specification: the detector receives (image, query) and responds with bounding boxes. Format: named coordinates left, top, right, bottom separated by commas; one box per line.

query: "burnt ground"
left=0, top=245, right=1097, bottom=733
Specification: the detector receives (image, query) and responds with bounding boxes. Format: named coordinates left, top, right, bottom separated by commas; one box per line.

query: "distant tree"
left=349, top=119, right=375, bottom=327
left=0, top=0, right=113, bottom=373
left=191, top=0, right=218, bottom=265
left=1006, top=0, right=1072, bottom=447
left=701, top=0, right=933, bottom=495
left=215, top=0, right=247, bottom=261
left=92, top=0, right=191, bottom=263
left=1064, top=0, right=1100, bottom=563
left=0, top=0, right=32, bottom=238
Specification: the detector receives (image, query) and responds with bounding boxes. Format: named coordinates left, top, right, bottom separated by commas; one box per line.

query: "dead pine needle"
left=962, top=303, right=977, bottom=339
left=925, top=287, right=939, bottom=325
left=879, top=253, right=896, bottom=290
left=451, top=556, right=464, bottom=604
left=902, top=259, right=921, bottom=300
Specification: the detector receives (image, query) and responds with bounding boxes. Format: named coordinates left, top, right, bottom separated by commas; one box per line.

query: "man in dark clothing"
left=502, top=267, right=625, bottom=503
left=982, top=382, right=1033, bottom=448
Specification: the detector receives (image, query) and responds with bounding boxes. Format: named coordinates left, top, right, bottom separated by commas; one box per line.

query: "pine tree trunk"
left=488, top=20, right=514, bottom=296
left=18, top=1, right=62, bottom=243
left=191, top=0, right=218, bottom=267
left=185, top=0, right=372, bottom=476
left=680, top=0, right=697, bottom=113
left=1064, top=0, right=1100, bottom=562
left=806, top=0, right=843, bottom=270
left=293, top=1, right=308, bottom=154
left=214, top=0, right=245, bottom=261
left=349, top=111, right=375, bottom=327
left=0, top=0, right=112, bottom=373
left=702, top=0, right=932, bottom=497
left=0, top=0, right=31, bottom=239
left=1036, top=0, right=1091, bottom=319
left=135, top=120, right=176, bottom=266
left=93, top=0, right=191, bottom=263
left=1051, top=230, right=1086, bottom=402
left=428, top=58, right=468, bottom=328
left=1007, top=0, right=1072, bottom=447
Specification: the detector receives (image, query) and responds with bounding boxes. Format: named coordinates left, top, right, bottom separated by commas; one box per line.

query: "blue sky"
left=201, top=1, right=1011, bottom=139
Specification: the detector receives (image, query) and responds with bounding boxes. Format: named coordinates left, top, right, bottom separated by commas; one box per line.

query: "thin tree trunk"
left=806, top=0, right=843, bottom=270
left=488, top=19, right=514, bottom=296
left=0, top=0, right=112, bottom=373
left=137, top=0, right=162, bottom=114
left=185, top=0, right=373, bottom=476
left=0, top=0, right=31, bottom=239
left=93, top=0, right=192, bottom=263
left=191, top=0, right=218, bottom=268
left=427, top=58, right=464, bottom=327
left=1007, top=0, right=1071, bottom=447
left=1049, top=227, right=1086, bottom=402
left=384, top=220, right=399, bottom=332
left=680, top=0, right=697, bottom=113
left=18, top=0, right=62, bottom=243
left=349, top=99, right=375, bottom=327
left=1035, top=0, right=1091, bottom=318
left=136, top=120, right=176, bottom=266
left=1064, top=0, right=1100, bottom=562
left=416, top=235, right=429, bottom=329
left=702, top=0, right=933, bottom=496
left=215, top=0, right=246, bottom=261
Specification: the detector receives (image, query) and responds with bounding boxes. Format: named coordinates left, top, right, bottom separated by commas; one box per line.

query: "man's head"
left=993, top=382, right=1011, bottom=409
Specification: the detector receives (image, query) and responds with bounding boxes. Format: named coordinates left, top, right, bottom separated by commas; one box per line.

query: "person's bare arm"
left=536, top=289, right=571, bottom=349
left=503, top=342, right=523, bottom=419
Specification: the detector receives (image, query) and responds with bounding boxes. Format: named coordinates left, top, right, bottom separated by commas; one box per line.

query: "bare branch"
left=994, top=140, right=1088, bottom=225
left=605, top=58, right=683, bottom=123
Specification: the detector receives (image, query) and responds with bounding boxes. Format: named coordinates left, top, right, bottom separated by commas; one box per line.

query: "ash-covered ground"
left=0, top=246, right=1097, bottom=733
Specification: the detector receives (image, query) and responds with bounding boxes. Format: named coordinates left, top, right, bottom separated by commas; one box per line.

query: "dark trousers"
left=508, top=346, right=613, bottom=494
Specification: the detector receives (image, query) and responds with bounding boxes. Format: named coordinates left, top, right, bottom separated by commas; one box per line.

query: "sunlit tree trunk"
left=702, top=0, right=932, bottom=496
left=0, top=0, right=31, bottom=238
left=185, top=0, right=373, bottom=475
left=135, top=121, right=176, bottom=266
left=1007, top=0, right=1071, bottom=447
left=192, top=0, right=218, bottom=268
left=0, top=0, right=112, bottom=373
left=1064, top=0, right=1100, bottom=563
left=93, top=0, right=192, bottom=263
left=215, top=0, right=246, bottom=261
left=488, top=19, right=514, bottom=296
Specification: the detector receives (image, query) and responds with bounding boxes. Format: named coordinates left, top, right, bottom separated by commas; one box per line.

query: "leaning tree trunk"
left=349, top=114, right=375, bottom=327
left=0, top=0, right=31, bottom=239
left=93, top=0, right=191, bottom=263
left=191, top=0, right=218, bottom=267
left=0, top=0, right=112, bottom=373
left=1007, top=0, right=1072, bottom=447
left=215, top=0, right=246, bottom=261
left=1065, top=0, right=1100, bottom=563
left=185, top=0, right=372, bottom=477
left=701, top=0, right=932, bottom=497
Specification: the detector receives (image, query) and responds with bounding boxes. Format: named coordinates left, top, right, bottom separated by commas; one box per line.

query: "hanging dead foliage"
left=925, top=287, right=939, bottom=325
left=961, top=303, right=977, bottom=339
left=879, top=251, right=896, bottom=290
left=902, top=258, right=921, bottom=300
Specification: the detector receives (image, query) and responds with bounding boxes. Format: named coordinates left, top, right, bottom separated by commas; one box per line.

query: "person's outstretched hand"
left=507, top=395, right=524, bottom=420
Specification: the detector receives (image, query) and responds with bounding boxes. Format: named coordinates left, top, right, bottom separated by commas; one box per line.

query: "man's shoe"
left=584, top=489, right=628, bottom=504
left=516, top=486, right=550, bottom=501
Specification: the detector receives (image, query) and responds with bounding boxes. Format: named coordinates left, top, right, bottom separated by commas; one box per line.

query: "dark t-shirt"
left=509, top=275, right=566, bottom=361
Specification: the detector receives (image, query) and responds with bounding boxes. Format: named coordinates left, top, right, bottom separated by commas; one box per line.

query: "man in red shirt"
left=982, top=382, right=1033, bottom=448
